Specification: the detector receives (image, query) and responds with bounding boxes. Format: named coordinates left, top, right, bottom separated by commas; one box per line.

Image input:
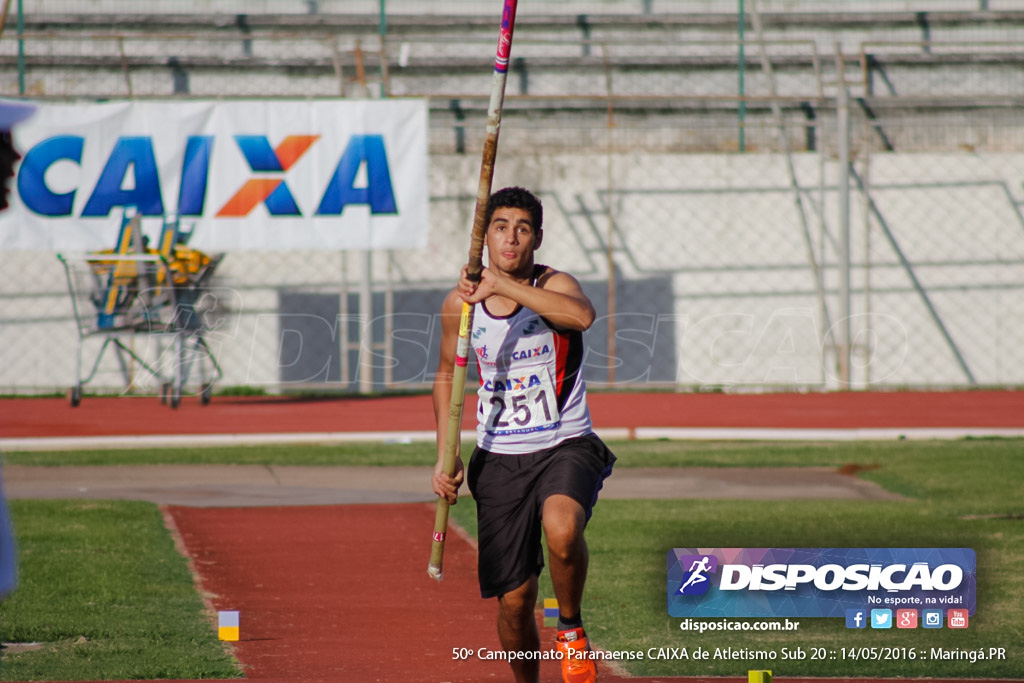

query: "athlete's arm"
left=459, top=266, right=596, bottom=332
left=431, top=288, right=466, bottom=504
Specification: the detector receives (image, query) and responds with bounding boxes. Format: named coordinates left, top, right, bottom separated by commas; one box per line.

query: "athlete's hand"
left=458, top=265, right=502, bottom=304
left=432, top=456, right=465, bottom=505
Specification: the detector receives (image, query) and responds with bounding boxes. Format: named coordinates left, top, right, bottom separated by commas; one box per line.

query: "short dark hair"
left=485, top=186, right=543, bottom=232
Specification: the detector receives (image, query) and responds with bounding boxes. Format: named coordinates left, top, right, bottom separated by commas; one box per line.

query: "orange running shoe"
left=555, top=627, right=597, bottom=683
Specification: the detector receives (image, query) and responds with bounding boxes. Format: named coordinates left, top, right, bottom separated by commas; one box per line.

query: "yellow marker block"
left=219, top=626, right=239, bottom=641
left=218, top=611, right=240, bottom=641
left=748, top=671, right=772, bottom=683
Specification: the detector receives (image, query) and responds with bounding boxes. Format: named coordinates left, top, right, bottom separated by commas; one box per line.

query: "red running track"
left=168, top=503, right=656, bottom=683
left=6, top=391, right=1023, bottom=683
left=2, top=390, right=1022, bottom=438
left=167, top=503, right=522, bottom=683
left=166, top=503, right=1019, bottom=683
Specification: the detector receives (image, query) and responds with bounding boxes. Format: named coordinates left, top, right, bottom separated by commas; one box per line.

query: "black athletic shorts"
left=466, top=432, right=616, bottom=599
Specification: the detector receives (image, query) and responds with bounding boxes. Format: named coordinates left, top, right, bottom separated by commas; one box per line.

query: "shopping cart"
left=57, top=212, right=224, bottom=408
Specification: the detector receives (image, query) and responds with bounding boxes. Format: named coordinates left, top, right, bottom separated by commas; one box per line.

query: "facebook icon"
left=846, top=609, right=867, bottom=629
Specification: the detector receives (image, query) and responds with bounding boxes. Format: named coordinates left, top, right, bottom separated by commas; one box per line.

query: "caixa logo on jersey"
left=16, top=133, right=396, bottom=219
left=667, top=548, right=976, bottom=618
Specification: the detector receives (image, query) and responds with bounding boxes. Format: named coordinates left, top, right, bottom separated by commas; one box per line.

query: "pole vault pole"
left=428, top=0, right=519, bottom=581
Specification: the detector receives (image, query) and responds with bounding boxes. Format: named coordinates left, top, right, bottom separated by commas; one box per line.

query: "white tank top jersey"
left=471, top=265, right=593, bottom=454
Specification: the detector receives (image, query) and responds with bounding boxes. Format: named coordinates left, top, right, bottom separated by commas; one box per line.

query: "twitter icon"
left=870, top=609, right=893, bottom=629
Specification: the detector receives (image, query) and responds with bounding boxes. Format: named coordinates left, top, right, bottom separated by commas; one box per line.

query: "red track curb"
left=1, top=390, right=1022, bottom=439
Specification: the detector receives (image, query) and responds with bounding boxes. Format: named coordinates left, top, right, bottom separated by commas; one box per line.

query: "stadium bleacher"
left=2, top=2, right=1023, bottom=395
left=5, top=4, right=1023, bottom=152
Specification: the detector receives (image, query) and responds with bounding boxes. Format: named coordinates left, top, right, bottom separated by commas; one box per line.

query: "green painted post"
left=737, top=0, right=746, bottom=152
left=17, top=0, right=25, bottom=94
left=378, top=0, right=387, bottom=98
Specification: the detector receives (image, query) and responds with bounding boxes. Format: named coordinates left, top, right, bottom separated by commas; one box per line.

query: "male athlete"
left=0, top=98, right=37, bottom=600
left=432, top=187, right=615, bottom=683
left=0, top=99, right=35, bottom=212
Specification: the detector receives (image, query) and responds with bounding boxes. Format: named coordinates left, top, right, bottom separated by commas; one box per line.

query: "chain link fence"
left=1, top=1, right=1022, bottom=396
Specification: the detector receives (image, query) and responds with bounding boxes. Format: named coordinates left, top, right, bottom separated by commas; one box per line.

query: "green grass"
left=582, top=500, right=1023, bottom=678
left=450, top=438, right=1024, bottom=679
left=448, top=497, right=1023, bottom=679
left=0, top=500, right=240, bottom=681
left=3, top=438, right=1023, bottom=679
left=0, top=439, right=860, bottom=467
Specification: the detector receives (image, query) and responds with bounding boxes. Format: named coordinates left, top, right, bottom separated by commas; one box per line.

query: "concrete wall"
left=2, top=150, right=1021, bottom=395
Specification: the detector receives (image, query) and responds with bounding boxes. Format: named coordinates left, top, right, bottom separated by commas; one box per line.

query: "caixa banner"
left=668, top=548, right=976, bottom=618
left=0, top=99, right=428, bottom=251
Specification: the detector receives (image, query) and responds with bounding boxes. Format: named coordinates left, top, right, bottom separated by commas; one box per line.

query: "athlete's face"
left=486, top=206, right=542, bottom=277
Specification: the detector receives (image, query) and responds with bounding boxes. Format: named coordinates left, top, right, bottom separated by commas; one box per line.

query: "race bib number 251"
left=481, top=371, right=561, bottom=436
